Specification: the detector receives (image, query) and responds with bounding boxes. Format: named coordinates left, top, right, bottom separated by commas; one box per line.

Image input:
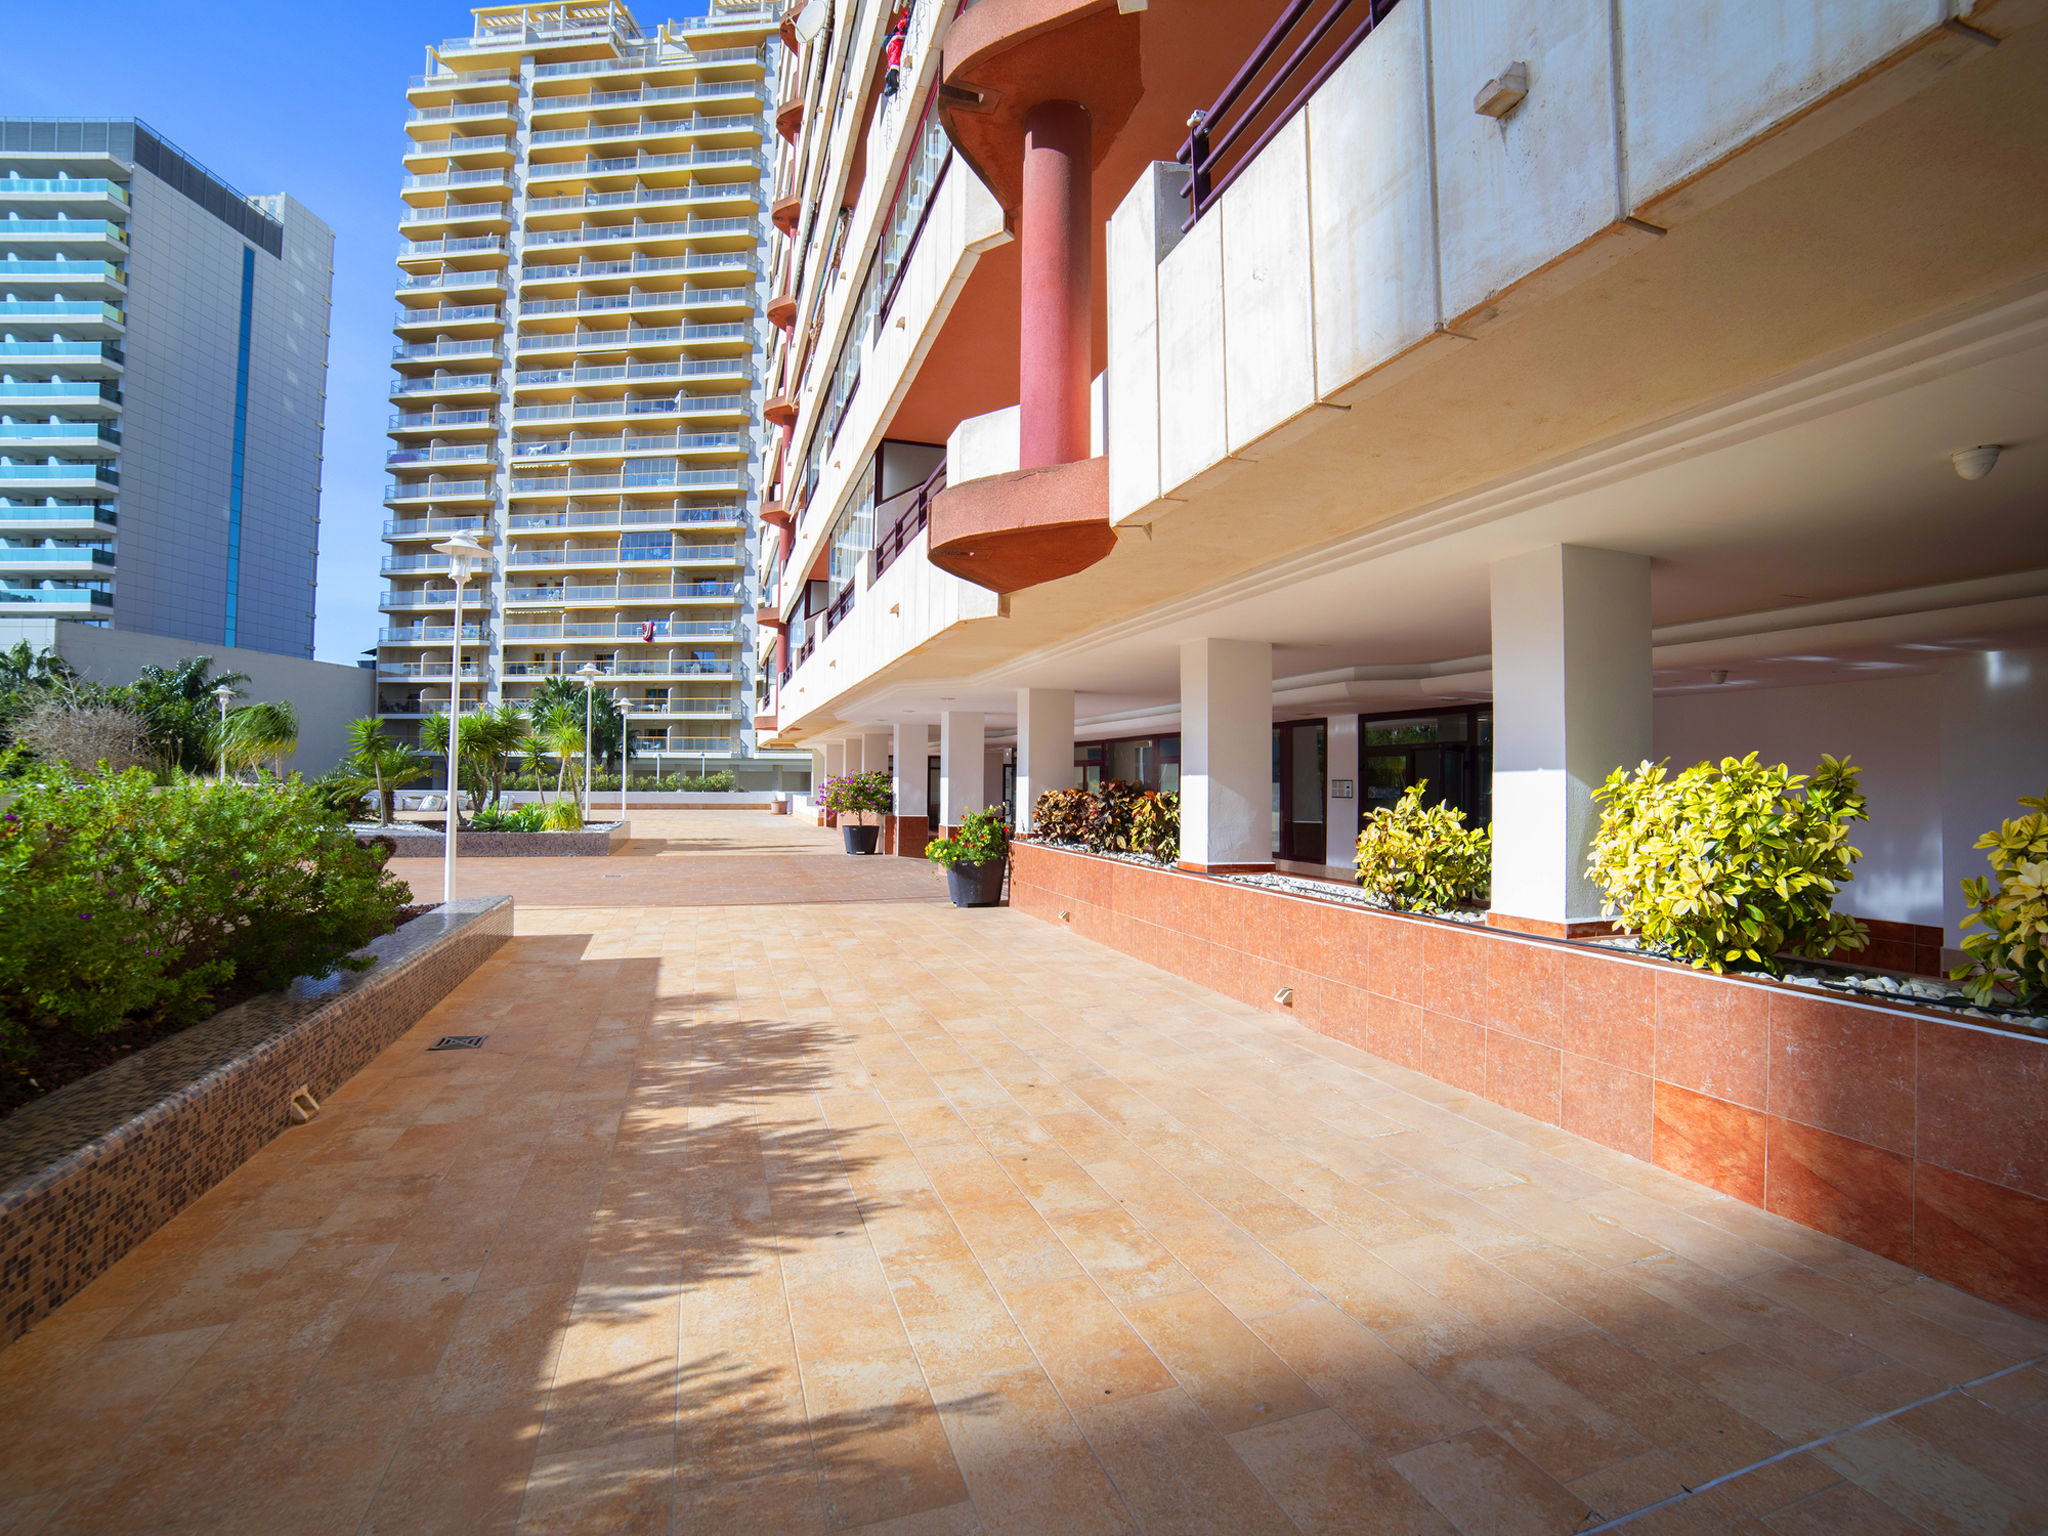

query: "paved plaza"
left=1, top=813, right=2044, bottom=1534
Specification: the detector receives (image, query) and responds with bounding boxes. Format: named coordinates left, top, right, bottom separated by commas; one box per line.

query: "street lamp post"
left=618, top=686, right=629, bottom=823
left=577, top=661, right=601, bottom=825
left=212, top=683, right=235, bottom=784
left=435, top=530, right=490, bottom=905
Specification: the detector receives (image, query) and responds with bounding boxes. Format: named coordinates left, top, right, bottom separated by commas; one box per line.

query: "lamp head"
left=576, top=661, right=601, bottom=685
left=1951, top=445, right=2003, bottom=482
left=433, top=529, right=490, bottom=575
left=212, top=683, right=236, bottom=702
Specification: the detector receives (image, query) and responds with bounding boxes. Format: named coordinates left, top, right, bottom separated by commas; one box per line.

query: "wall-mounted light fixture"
left=1952, top=445, right=2003, bottom=481
left=1474, top=63, right=1529, bottom=119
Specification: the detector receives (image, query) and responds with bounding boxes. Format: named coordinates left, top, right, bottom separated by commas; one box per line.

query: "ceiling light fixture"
left=1952, top=445, right=2003, bottom=481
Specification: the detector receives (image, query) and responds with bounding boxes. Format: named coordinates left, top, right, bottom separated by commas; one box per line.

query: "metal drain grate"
left=428, top=1035, right=487, bottom=1051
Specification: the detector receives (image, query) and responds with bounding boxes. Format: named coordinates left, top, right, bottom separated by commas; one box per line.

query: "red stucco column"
left=1018, top=100, right=1091, bottom=470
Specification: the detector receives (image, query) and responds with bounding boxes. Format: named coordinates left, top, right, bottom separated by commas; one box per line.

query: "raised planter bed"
left=0, top=895, right=513, bottom=1348
left=361, top=820, right=630, bottom=858
left=1011, top=841, right=2048, bottom=1321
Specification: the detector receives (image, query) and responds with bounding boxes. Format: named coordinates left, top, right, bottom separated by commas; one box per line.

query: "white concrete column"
left=1015, top=688, right=1074, bottom=833
left=1324, top=713, right=1360, bottom=869
left=1489, top=545, right=1652, bottom=930
left=893, top=722, right=931, bottom=819
left=1180, top=638, right=1272, bottom=868
left=939, top=710, right=985, bottom=827
left=860, top=730, right=893, bottom=777
left=821, top=739, right=845, bottom=785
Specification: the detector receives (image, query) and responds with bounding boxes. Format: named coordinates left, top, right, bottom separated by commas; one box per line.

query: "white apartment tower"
left=380, top=0, right=800, bottom=784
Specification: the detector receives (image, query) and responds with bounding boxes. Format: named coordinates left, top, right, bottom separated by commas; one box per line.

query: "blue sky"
left=0, top=0, right=709, bottom=665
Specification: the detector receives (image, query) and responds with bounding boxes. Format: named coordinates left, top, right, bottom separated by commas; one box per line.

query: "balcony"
left=0, top=586, right=112, bottom=612
left=0, top=220, right=128, bottom=256
left=502, top=544, right=740, bottom=568
left=0, top=504, right=117, bottom=533
left=522, top=214, right=755, bottom=252
left=528, top=82, right=764, bottom=123
left=405, top=100, right=519, bottom=128
left=507, top=466, right=748, bottom=498
left=511, top=321, right=752, bottom=356
left=0, top=300, right=125, bottom=339
left=383, top=513, right=487, bottom=539
left=502, top=658, right=732, bottom=679
left=0, top=463, right=121, bottom=494
left=376, top=661, right=482, bottom=679
left=389, top=372, right=501, bottom=401
left=392, top=337, right=504, bottom=366
left=506, top=502, right=743, bottom=532
left=392, top=303, right=503, bottom=333
left=403, top=134, right=514, bottom=164
left=398, top=235, right=507, bottom=264
left=0, top=421, right=121, bottom=455
left=401, top=167, right=516, bottom=198
left=516, top=286, right=754, bottom=321
left=384, top=443, right=499, bottom=470
left=524, top=182, right=760, bottom=221
left=379, top=552, right=454, bottom=575
left=511, top=393, right=748, bottom=427
left=511, top=357, right=755, bottom=392
left=383, top=477, right=494, bottom=504
left=388, top=407, right=496, bottom=434
left=499, top=618, right=735, bottom=641
left=0, top=340, right=124, bottom=378
left=502, top=579, right=741, bottom=606
left=524, top=147, right=765, bottom=187
left=395, top=270, right=505, bottom=298
left=0, top=380, right=121, bottom=416
left=0, top=179, right=130, bottom=218
left=398, top=201, right=510, bottom=231
left=518, top=250, right=758, bottom=288
left=377, top=624, right=487, bottom=643
left=380, top=587, right=493, bottom=610
left=510, top=431, right=747, bottom=462
left=0, top=546, right=115, bottom=577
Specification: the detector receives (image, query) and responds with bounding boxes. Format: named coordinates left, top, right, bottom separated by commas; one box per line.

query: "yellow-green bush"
left=1354, top=782, right=1490, bottom=912
left=1587, top=753, right=1868, bottom=975
left=1952, top=792, right=2048, bottom=1007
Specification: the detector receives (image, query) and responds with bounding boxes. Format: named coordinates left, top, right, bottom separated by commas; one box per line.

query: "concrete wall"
left=1109, top=0, right=1960, bottom=522
left=0, top=616, right=372, bottom=774
left=1938, top=646, right=2048, bottom=933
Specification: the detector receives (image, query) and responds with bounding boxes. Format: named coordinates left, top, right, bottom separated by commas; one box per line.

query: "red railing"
left=871, top=459, right=948, bottom=579
left=1176, top=0, right=1402, bottom=230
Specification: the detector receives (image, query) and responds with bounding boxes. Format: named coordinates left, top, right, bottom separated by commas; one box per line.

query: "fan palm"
left=213, top=700, right=300, bottom=780
left=422, top=702, right=528, bottom=809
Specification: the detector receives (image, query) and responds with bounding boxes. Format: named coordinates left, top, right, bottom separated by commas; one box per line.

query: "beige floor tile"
left=1390, top=1426, right=1590, bottom=1536
left=885, top=1261, right=1036, bottom=1388
left=801, top=1348, right=969, bottom=1532
left=1004, top=1275, right=1175, bottom=1407
left=930, top=1365, right=1135, bottom=1535
left=1072, top=1386, right=1298, bottom=1536
left=1119, top=1288, right=1323, bottom=1435
left=1228, top=1408, right=1457, bottom=1534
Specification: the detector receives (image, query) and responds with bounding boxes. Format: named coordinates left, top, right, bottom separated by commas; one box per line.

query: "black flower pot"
left=946, top=857, right=1006, bottom=907
left=843, top=824, right=880, bottom=855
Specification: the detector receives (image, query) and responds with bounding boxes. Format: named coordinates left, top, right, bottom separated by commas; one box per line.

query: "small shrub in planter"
left=927, top=806, right=1010, bottom=906
left=1131, top=791, right=1180, bottom=864
left=1031, top=787, right=1090, bottom=845
left=471, top=803, right=546, bottom=833
left=820, top=771, right=892, bottom=853
left=0, top=759, right=410, bottom=1058
left=1354, top=782, right=1491, bottom=913
left=1029, top=782, right=1180, bottom=862
left=1952, top=791, right=2048, bottom=1007
left=1587, top=753, right=1869, bottom=975
left=542, top=798, right=584, bottom=831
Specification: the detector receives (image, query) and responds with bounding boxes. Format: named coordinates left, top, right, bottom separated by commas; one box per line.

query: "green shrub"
left=1952, top=791, right=2048, bottom=1007
left=1354, top=782, right=1491, bottom=912
left=1131, top=791, right=1180, bottom=864
left=927, top=806, right=1009, bottom=870
left=1587, top=753, right=1869, bottom=975
left=542, top=798, right=584, bottom=831
left=0, top=760, right=410, bottom=1056
left=470, top=803, right=546, bottom=833
left=820, top=770, right=891, bottom=820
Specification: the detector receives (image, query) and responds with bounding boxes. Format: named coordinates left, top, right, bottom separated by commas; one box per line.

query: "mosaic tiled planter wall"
left=0, top=895, right=514, bottom=1347
left=371, top=822, right=630, bottom=858
left=1010, top=843, right=2048, bottom=1321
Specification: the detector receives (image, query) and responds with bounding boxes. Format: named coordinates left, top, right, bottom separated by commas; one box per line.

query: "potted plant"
left=820, top=770, right=892, bottom=853
left=926, top=806, right=1009, bottom=906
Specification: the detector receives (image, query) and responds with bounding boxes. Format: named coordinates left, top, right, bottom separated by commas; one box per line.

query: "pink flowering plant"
left=818, top=769, right=892, bottom=824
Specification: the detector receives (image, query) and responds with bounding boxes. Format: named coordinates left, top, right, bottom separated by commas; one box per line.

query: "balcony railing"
left=529, top=83, right=763, bottom=122
left=523, top=214, right=753, bottom=248
left=504, top=658, right=731, bottom=677
left=502, top=618, right=735, bottom=640
left=402, top=168, right=515, bottom=192
left=512, top=321, right=751, bottom=353
left=0, top=464, right=119, bottom=486
left=0, top=547, right=116, bottom=567
left=399, top=201, right=508, bottom=225
left=512, top=394, right=746, bottom=424
left=509, top=467, right=747, bottom=494
left=393, top=338, right=503, bottom=362
left=0, top=220, right=126, bottom=243
left=406, top=134, right=512, bottom=158
left=0, top=177, right=130, bottom=203
left=518, top=286, right=752, bottom=318
left=399, top=235, right=505, bottom=260
left=503, top=545, right=739, bottom=567
left=385, top=445, right=500, bottom=468
left=511, top=431, right=746, bottom=459
left=390, top=372, right=501, bottom=396
left=378, top=624, right=488, bottom=642
left=384, top=514, right=486, bottom=536
left=396, top=270, right=504, bottom=294
left=871, top=460, right=947, bottom=580
left=526, top=182, right=758, bottom=217
left=507, top=502, right=742, bottom=530
left=520, top=251, right=757, bottom=283
left=389, top=408, right=495, bottom=431
left=0, top=588, right=113, bottom=608
left=505, top=580, right=740, bottom=603
left=513, top=357, right=755, bottom=388
left=1177, top=0, right=1404, bottom=229
left=405, top=101, right=520, bottom=125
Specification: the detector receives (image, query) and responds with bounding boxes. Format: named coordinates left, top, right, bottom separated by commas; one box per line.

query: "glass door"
left=1272, top=721, right=1328, bottom=863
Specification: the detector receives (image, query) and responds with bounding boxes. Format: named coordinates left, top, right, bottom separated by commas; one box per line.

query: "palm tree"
left=343, top=717, right=429, bottom=826
left=420, top=702, right=529, bottom=810
left=129, top=657, right=249, bottom=773
left=213, top=700, right=300, bottom=780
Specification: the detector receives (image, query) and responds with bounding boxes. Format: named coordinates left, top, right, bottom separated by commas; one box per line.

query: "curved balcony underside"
left=925, top=455, right=1113, bottom=595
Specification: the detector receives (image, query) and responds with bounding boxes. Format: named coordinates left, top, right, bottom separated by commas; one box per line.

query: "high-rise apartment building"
left=380, top=0, right=801, bottom=786
left=0, top=119, right=333, bottom=658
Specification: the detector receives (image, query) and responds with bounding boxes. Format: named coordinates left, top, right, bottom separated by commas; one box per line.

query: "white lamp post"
left=618, top=686, right=629, bottom=823
left=212, top=682, right=236, bottom=784
left=577, top=660, right=601, bottom=825
left=435, top=530, right=490, bottom=905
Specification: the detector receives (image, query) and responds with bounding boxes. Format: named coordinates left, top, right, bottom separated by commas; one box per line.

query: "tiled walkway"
left=3, top=813, right=2045, bottom=1535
